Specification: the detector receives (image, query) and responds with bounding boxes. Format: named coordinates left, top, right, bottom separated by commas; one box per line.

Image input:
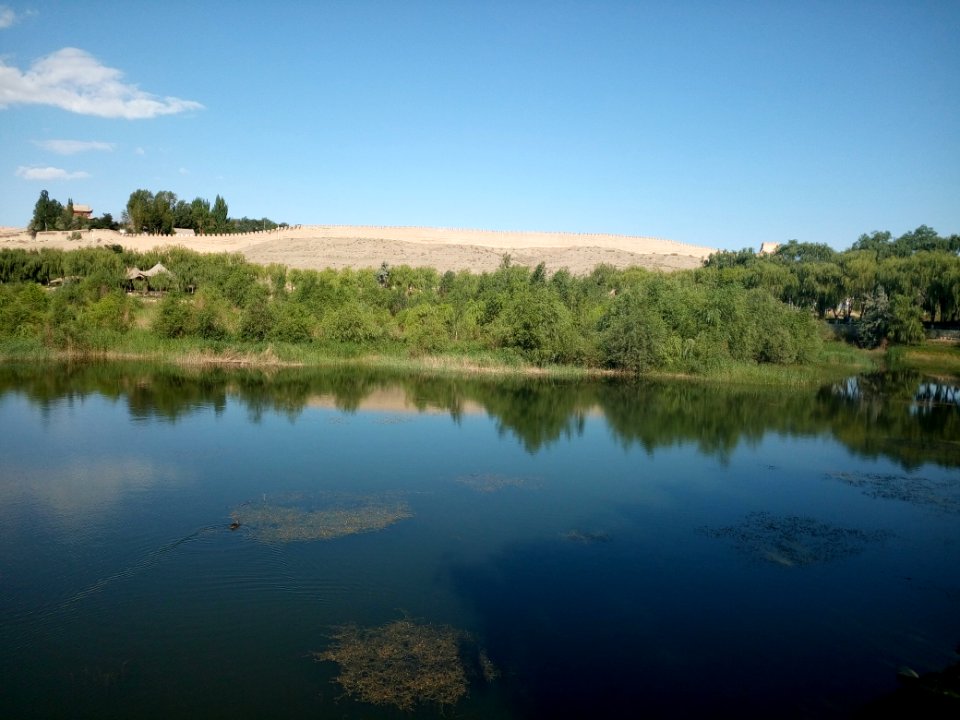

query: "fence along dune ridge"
left=17, top=224, right=718, bottom=262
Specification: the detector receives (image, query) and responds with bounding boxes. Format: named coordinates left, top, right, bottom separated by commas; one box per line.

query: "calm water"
left=0, top=364, right=958, bottom=719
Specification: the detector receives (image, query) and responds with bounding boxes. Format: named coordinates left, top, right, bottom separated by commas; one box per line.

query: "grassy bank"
left=886, top=342, right=960, bottom=381
left=0, top=332, right=878, bottom=385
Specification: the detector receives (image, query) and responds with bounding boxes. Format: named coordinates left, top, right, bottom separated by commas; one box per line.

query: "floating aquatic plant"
left=229, top=493, right=412, bottom=543
left=826, top=471, right=960, bottom=513
left=703, top=511, right=892, bottom=567
left=455, top=473, right=537, bottom=493
left=562, top=529, right=612, bottom=544
left=313, top=619, right=497, bottom=710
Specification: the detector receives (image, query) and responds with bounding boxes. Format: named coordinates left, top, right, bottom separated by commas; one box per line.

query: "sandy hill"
left=0, top=224, right=717, bottom=275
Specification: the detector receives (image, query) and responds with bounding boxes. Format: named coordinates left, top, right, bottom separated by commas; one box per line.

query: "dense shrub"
left=153, top=295, right=194, bottom=339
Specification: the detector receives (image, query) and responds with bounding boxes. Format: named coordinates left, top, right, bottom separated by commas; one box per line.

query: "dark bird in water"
left=229, top=520, right=241, bottom=531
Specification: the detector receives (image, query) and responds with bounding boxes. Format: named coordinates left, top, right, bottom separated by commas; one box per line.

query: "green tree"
left=191, top=197, right=213, bottom=234
left=212, top=195, right=229, bottom=234
left=172, top=200, right=193, bottom=229
left=324, top=303, right=387, bottom=344
left=492, top=286, right=579, bottom=365
left=238, top=299, right=275, bottom=341
left=597, top=287, right=671, bottom=373
left=152, top=295, right=194, bottom=338
left=888, top=293, right=925, bottom=344
left=28, top=190, right=64, bottom=236
left=401, top=304, right=451, bottom=354
left=270, top=301, right=314, bottom=343
left=125, top=189, right=155, bottom=233
left=857, top=287, right=890, bottom=348
left=851, top=231, right=893, bottom=259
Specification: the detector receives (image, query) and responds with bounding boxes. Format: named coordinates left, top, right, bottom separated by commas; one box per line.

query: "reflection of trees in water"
left=703, top=512, right=892, bottom=566
left=596, top=381, right=807, bottom=461
left=469, top=381, right=591, bottom=453
left=821, top=372, right=960, bottom=469
left=1, top=363, right=957, bottom=468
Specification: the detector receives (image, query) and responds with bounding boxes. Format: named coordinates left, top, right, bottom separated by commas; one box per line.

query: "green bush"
left=401, top=304, right=451, bottom=354
left=598, top=288, right=671, bottom=373
left=270, top=302, right=314, bottom=344
left=324, top=303, right=387, bottom=344
left=153, top=295, right=194, bottom=339
left=491, top=286, right=579, bottom=365
left=238, top=299, right=276, bottom=342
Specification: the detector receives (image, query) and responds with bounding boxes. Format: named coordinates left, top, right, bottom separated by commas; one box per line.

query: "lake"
left=1, top=364, right=958, bottom=718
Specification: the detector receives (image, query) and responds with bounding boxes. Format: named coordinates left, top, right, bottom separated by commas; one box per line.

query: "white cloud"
left=34, top=139, right=115, bottom=155
left=0, top=47, right=204, bottom=119
left=179, top=167, right=189, bottom=175
left=0, top=6, right=17, bottom=29
left=16, top=165, right=90, bottom=180
left=134, top=147, right=145, bottom=155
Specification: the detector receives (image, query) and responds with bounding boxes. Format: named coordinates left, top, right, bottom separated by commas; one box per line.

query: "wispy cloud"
left=0, top=5, right=18, bottom=29
left=34, top=139, right=115, bottom=155
left=0, top=47, right=203, bottom=119
left=16, top=165, right=91, bottom=180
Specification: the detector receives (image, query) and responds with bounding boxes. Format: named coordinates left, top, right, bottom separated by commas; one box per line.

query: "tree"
left=212, top=195, right=229, bottom=234
left=28, top=190, right=64, bottom=236
left=597, top=287, right=670, bottom=373
left=493, top=286, right=579, bottom=365
left=173, top=200, right=194, bottom=229
left=125, top=189, right=155, bottom=233
left=893, top=225, right=948, bottom=256
left=62, top=198, right=76, bottom=231
left=191, top=197, right=213, bottom=234
left=888, top=293, right=925, bottom=344
left=773, top=240, right=839, bottom=264
left=852, top=231, right=893, bottom=259
left=857, top=287, right=890, bottom=348
left=153, top=191, right=177, bottom=235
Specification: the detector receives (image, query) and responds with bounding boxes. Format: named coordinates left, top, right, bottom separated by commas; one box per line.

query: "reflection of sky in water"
left=1, top=374, right=959, bottom=719
left=2, top=457, right=161, bottom=522
left=0, top=394, right=182, bottom=527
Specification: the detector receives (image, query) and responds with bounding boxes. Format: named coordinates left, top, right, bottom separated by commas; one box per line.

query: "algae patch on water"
left=703, top=511, right=892, bottom=567
left=561, top=529, right=612, bottom=544
left=455, top=472, right=539, bottom=493
left=229, top=492, right=412, bottom=543
left=313, top=619, right=497, bottom=711
left=826, top=471, right=960, bottom=513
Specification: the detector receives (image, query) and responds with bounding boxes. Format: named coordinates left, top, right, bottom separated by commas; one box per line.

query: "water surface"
left=1, top=364, right=958, bottom=718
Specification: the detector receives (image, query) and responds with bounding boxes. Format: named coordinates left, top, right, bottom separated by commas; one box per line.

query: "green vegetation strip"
left=2, top=225, right=957, bottom=380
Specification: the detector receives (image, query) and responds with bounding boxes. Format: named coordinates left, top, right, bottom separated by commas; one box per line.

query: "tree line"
left=701, top=225, right=960, bottom=347
left=27, top=189, right=285, bottom=237
left=27, top=190, right=120, bottom=234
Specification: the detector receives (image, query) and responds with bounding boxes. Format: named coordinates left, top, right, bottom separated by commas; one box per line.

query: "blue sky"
left=1, top=1, right=957, bottom=251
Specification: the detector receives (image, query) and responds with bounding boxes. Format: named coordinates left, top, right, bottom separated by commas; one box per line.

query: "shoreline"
left=0, top=342, right=880, bottom=386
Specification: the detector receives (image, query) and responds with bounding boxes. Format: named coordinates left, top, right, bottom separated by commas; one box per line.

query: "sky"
left=1, top=1, right=957, bottom=251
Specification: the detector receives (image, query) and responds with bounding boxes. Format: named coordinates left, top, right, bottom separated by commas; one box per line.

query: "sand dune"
left=0, top=224, right=717, bottom=275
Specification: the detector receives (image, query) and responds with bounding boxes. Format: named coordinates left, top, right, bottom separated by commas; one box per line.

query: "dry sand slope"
left=1, top=225, right=717, bottom=275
